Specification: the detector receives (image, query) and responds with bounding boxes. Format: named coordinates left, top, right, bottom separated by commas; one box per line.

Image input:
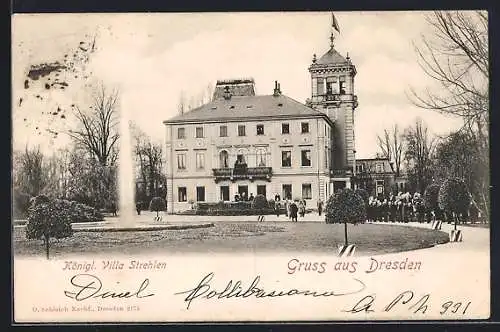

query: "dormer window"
left=223, top=86, right=231, bottom=100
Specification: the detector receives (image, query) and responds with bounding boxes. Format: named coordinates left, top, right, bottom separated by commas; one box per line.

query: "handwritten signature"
left=344, top=291, right=472, bottom=315
left=64, top=274, right=155, bottom=301
left=174, top=272, right=366, bottom=309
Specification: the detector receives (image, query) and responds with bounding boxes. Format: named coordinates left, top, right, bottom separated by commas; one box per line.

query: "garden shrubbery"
left=53, top=199, right=104, bottom=223
left=325, top=188, right=366, bottom=246
left=26, top=195, right=74, bottom=259
left=13, top=188, right=31, bottom=219
left=438, top=178, right=471, bottom=229
left=354, top=188, right=369, bottom=205
left=325, top=189, right=366, bottom=225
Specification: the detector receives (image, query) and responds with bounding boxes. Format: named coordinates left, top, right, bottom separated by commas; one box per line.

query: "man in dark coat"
left=290, top=202, right=298, bottom=222
left=317, top=200, right=323, bottom=216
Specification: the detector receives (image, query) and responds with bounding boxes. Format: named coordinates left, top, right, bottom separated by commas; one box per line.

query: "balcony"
left=330, top=167, right=353, bottom=178
left=213, top=166, right=273, bottom=183
left=311, top=93, right=357, bottom=104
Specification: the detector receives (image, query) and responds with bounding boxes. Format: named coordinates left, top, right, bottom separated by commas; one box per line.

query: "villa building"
left=163, top=30, right=358, bottom=213
left=355, top=157, right=410, bottom=197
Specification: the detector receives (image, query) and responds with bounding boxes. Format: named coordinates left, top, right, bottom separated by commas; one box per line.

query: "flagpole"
left=330, top=12, right=340, bottom=48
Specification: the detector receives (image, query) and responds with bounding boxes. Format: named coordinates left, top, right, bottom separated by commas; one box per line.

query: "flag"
left=331, top=13, right=340, bottom=33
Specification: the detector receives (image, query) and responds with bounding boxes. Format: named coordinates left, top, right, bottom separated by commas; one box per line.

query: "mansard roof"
left=164, top=94, right=334, bottom=126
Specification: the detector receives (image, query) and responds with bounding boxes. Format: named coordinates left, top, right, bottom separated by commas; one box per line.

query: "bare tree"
left=68, top=84, right=119, bottom=166
left=131, top=124, right=166, bottom=201
left=410, top=11, right=489, bottom=216
left=377, top=129, right=392, bottom=162
left=177, top=83, right=215, bottom=115
left=409, top=11, right=488, bottom=148
left=403, top=118, right=437, bottom=193
left=377, top=124, right=405, bottom=177
left=13, top=146, right=46, bottom=197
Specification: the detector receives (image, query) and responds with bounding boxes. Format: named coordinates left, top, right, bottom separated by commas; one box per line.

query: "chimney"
left=223, top=85, right=231, bottom=100
left=273, top=81, right=281, bottom=97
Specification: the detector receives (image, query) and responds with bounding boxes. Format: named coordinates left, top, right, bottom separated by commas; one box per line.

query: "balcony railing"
left=213, top=167, right=273, bottom=183
left=330, top=167, right=353, bottom=177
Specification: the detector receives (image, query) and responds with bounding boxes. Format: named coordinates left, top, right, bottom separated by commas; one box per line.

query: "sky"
left=12, top=11, right=466, bottom=158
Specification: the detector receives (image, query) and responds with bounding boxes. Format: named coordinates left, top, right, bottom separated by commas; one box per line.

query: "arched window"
left=219, top=150, right=229, bottom=168
left=256, top=148, right=266, bottom=167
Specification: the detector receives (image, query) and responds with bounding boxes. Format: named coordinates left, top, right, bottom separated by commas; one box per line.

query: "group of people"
left=366, top=192, right=425, bottom=223
left=273, top=195, right=314, bottom=222
left=234, top=192, right=255, bottom=202
left=366, top=191, right=479, bottom=224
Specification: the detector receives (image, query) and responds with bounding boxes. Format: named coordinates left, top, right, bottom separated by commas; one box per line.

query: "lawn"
left=12, top=221, right=449, bottom=258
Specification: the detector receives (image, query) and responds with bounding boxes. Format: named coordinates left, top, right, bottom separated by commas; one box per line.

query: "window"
left=219, top=150, right=229, bottom=168
left=177, top=153, right=186, bottom=170
left=256, top=148, right=266, bottom=167
left=301, top=150, right=311, bottom=167
left=312, top=78, right=318, bottom=97
left=256, top=124, right=264, bottom=135
left=238, top=185, right=248, bottom=200
left=177, top=127, right=185, bottom=139
left=257, top=185, right=267, bottom=197
left=376, top=180, right=385, bottom=195
left=339, top=76, right=346, bottom=94
left=178, top=187, right=187, bottom=202
left=196, top=152, right=205, bottom=170
left=281, top=151, right=291, bottom=167
left=282, top=184, right=292, bottom=200
left=301, top=122, right=309, bottom=133
left=302, top=184, right=312, bottom=200
left=281, top=123, right=290, bottom=134
left=196, top=186, right=205, bottom=202
left=236, top=149, right=247, bottom=165
left=317, top=78, right=324, bottom=95
left=220, top=186, right=230, bottom=201
left=356, top=164, right=365, bottom=173
left=196, top=127, right=204, bottom=138
left=220, top=125, right=228, bottom=137
left=326, top=76, right=337, bottom=94
left=376, top=163, right=383, bottom=173
left=238, top=125, right=246, bottom=136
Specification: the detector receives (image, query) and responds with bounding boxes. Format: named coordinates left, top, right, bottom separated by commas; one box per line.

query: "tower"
left=307, top=17, right=358, bottom=190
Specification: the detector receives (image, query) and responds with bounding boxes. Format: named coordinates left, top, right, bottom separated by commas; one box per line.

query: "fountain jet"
left=118, top=105, right=136, bottom=227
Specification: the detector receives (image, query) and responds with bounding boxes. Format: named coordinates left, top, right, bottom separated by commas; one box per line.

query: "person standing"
left=317, top=200, right=323, bottom=216
left=275, top=199, right=281, bottom=217
left=285, top=199, right=290, bottom=218
left=299, top=200, right=305, bottom=218
left=290, top=201, right=298, bottom=222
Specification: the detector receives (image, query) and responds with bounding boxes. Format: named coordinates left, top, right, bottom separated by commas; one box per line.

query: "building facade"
left=163, top=32, right=358, bottom=213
